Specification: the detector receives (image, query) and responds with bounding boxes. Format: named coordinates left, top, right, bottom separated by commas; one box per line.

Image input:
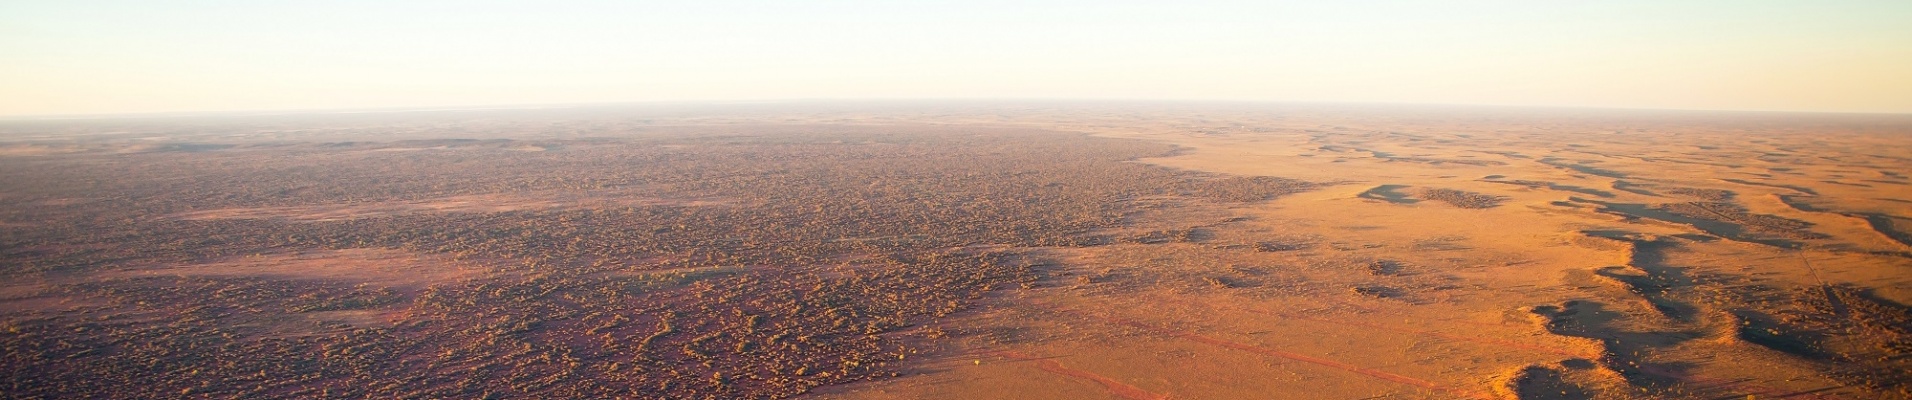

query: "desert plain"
left=2, top=103, right=1909, bottom=399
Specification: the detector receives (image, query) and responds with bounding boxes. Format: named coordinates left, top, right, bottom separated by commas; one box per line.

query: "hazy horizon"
left=15, top=98, right=1912, bottom=122
left=5, top=1, right=1911, bottom=116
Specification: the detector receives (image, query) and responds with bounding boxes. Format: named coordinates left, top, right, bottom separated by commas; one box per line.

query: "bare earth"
left=801, top=107, right=1912, bottom=400
left=2, top=103, right=1908, bottom=399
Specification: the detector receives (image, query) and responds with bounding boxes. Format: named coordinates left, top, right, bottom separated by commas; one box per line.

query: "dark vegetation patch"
left=1775, top=194, right=1830, bottom=212
left=1420, top=188, right=1509, bottom=209
left=1594, top=266, right=1697, bottom=322
left=1658, top=187, right=1734, bottom=202
left=1356, top=184, right=1417, bottom=204
left=1383, top=156, right=1506, bottom=166
left=1583, top=234, right=1699, bottom=322
left=1657, top=202, right=1825, bottom=241
left=1860, top=214, right=1912, bottom=248
left=1538, top=158, right=1628, bottom=178
left=1772, top=194, right=1912, bottom=249
left=1679, top=273, right=1912, bottom=396
left=1201, top=275, right=1247, bottom=289
left=1719, top=178, right=1818, bottom=195
left=1175, top=176, right=1316, bottom=203
left=1124, top=228, right=1214, bottom=244
left=1729, top=310, right=1821, bottom=358
left=1364, top=260, right=1407, bottom=276
left=0, top=125, right=1317, bottom=399
left=1478, top=151, right=1530, bottom=159
left=1349, top=285, right=1402, bottom=299
left=1574, top=198, right=1828, bottom=248
left=1527, top=301, right=1696, bottom=391
left=1499, top=365, right=1591, bottom=400
left=1611, top=180, right=1658, bottom=196
left=1253, top=239, right=1314, bottom=252
left=1480, top=179, right=1616, bottom=198
left=1766, top=285, right=1912, bottom=395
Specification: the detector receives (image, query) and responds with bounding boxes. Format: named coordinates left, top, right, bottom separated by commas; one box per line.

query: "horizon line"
left=5, top=98, right=1911, bottom=122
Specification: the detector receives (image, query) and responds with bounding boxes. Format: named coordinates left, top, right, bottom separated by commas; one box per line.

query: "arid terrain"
left=2, top=103, right=1909, bottom=399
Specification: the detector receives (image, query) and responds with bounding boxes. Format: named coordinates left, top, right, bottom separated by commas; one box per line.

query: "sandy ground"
left=812, top=110, right=1912, bottom=399
left=3, top=105, right=1905, bottom=398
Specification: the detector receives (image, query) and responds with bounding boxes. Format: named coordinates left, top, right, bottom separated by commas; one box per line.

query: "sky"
left=3, top=1, right=1911, bottom=116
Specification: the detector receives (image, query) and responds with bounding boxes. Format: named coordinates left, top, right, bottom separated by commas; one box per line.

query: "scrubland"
left=2, top=104, right=1908, bottom=399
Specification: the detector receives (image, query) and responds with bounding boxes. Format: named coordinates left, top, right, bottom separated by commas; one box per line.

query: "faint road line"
left=992, top=350, right=1170, bottom=400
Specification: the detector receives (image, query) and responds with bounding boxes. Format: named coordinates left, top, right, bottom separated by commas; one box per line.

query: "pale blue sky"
left=3, top=1, right=1910, bottom=115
